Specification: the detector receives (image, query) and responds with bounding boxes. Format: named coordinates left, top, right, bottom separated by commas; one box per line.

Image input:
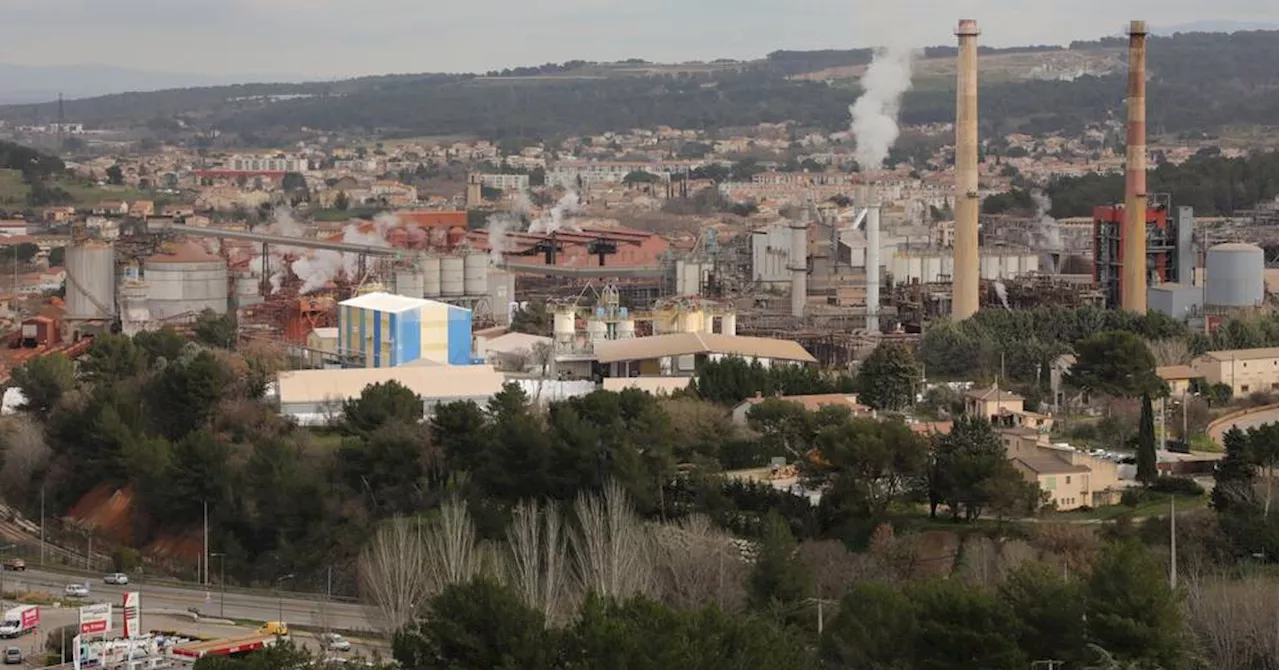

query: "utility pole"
left=210, top=552, right=226, bottom=618
left=1169, top=496, right=1177, bottom=589
left=39, top=486, right=44, bottom=568
left=202, top=500, right=209, bottom=587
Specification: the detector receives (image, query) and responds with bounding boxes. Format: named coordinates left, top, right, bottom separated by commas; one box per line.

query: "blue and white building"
left=338, top=292, right=473, bottom=368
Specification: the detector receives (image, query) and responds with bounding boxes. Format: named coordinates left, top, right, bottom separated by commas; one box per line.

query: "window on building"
left=1242, top=385, right=1250, bottom=393
left=1066, top=475, right=1071, bottom=484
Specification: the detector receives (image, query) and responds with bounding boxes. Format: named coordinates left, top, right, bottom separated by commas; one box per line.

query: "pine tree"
left=1136, top=393, right=1157, bottom=486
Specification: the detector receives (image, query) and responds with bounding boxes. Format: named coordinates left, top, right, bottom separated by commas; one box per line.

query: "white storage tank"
left=463, top=253, right=488, bottom=296
left=617, top=319, right=636, bottom=339
left=440, top=256, right=465, bottom=297
left=721, top=312, right=737, bottom=336
left=1205, top=243, right=1265, bottom=307
left=235, top=272, right=262, bottom=307
left=395, top=268, right=424, bottom=299
left=144, top=242, right=229, bottom=320
left=586, top=320, right=607, bottom=344
left=65, top=241, right=116, bottom=319
left=421, top=255, right=442, bottom=297
left=553, top=310, right=576, bottom=344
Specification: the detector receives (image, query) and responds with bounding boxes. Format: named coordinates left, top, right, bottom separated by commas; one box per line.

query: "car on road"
left=103, top=573, right=129, bottom=585
left=2, top=647, right=20, bottom=664
left=322, top=633, right=352, bottom=652
left=64, top=583, right=90, bottom=598
left=1, top=559, right=22, bottom=572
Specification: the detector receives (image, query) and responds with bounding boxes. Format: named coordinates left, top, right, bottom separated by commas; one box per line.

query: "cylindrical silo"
left=144, top=242, right=229, bottom=320
left=65, top=241, right=116, bottom=319
left=586, top=320, right=607, bottom=344
left=554, top=310, right=575, bottom=345
left=1205, top=243, right=1264, bottom=307
left=235, top=271, right=262, bottom=307
left=721, top=312, right=737, bottom=336
left=463, top=253, right=487, bottom=296
left=395, top=267, right=424, bottom=298
left=440, top=255, right=464, bottom=297
left=617, top=319, right=635, bottom=339
left=421, top=255, right=442, bottom=297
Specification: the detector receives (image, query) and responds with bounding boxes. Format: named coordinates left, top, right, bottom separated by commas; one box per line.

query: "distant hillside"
left=0, top=30, right=1273, bottom=143
left=0, top=63, right=312, bottom=104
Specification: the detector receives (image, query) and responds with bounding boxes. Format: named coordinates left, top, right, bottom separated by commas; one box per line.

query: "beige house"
left=1191, top=347, right=1279, bottom=397
left=1156, top=365, right=1199, bottom=397
left=1001, top=427, right=1123, bottom=511
left=965, top=385, right=1054, bottom=433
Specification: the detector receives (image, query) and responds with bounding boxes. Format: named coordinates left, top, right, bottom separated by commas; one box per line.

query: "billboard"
left=122, top=592, right=140, bottom=638
left=20, top=606, right=38, bottom=629
left=78, top=602, right=112, bottom=635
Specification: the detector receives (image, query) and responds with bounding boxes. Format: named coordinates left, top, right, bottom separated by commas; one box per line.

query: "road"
left=0, top=569, right=383, bottom=634
left=1207, top=404, right=1279, bottom=446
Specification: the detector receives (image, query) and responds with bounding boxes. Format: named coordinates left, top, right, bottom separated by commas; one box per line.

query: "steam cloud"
left=528, top=190, right=582, bottom=235
left=1030, top=190, right=1063, bottom=250
left=993, top=280, right=1011, bottom=311
left=262, top=208, right=393, bottom=295
left=849, top=46, right=917, bottom=171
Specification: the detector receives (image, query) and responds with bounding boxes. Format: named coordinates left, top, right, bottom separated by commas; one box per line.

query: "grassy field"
left=1046, top=491, right=1209, bottom=522
left=0, top=168, right=171, bottom=208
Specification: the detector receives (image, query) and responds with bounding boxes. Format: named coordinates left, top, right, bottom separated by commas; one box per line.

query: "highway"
left=1, top=569, right=383, bottom=634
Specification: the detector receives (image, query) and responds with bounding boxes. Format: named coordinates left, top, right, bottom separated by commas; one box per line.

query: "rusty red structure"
left=1092, top=203, right=1181, bottom=309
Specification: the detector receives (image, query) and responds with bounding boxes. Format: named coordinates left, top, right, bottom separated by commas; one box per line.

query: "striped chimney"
left=1121, top=20, right=1149, bottom=313
left=951, top=19, right=981, bottom=321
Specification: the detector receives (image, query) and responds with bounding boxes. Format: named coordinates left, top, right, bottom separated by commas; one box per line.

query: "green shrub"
left=1150, top=475, right=1205, bottom=496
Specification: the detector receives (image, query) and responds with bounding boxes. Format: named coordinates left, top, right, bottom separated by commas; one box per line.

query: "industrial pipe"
left=865, top=205, right=881, bottom=332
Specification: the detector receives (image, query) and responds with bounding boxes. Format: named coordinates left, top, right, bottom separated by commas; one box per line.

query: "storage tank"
left=440, top=256, right=465, bottom=297
left=235, top=271, right=262, bottom=307
left=553, top=310, right=575, bottom=344
left=1205, top=243, right=1265, bottom=307
left=395, top=268, right=425, bottom=299
left=721, top=312, right=737, bottom=336
left=586, top=320, right=607, bottom=344
left=421, top=255, right=442, bottom=297
left=463, top=253, right=488, bottom=296
left=617, top=319, right=636, bottom=339
left=145, top=243, right=229, bottom=320
left=65, top=242, right=116, bottom=319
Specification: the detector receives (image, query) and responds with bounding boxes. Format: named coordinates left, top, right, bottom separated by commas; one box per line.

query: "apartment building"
left=229, top=154, right=310, bottom=173
left=480, top=173, right=531, bottom=192
left=1191, top=347, right=1279, bottom=397
left=1001, top=428, right=1123, bottom=511
left=547, top=160, right=702, bottom=188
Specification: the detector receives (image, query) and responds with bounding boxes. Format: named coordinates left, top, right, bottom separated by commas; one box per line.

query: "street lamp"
left=210, top=553, right=226, bottom=618
left=275, top=574, right=295, bottom=627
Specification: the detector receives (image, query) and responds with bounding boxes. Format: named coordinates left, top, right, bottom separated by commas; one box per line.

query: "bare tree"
left=0, top=416, right=51, bottom=501
left=571, top=480, right=655, bottom=599
left=1146, top=338, right=1192, bottom=367
left=530, top=341, right=554, bottom=378
left=506, top=500, right=571, bottom=622
left=651, top=514, right=746, bottom=612
left=424, top=500, right=482, bottom=593
left=358, top=517, right=432, bottom=635
left=1184, top=573, right=1279, bottom=670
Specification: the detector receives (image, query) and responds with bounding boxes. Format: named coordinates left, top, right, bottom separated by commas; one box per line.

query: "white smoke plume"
left=993, top=280, right=1011, bottom=310
left=1030, top=190, right=1063, bottom=250
left=849, top=46, right=917, bottom=171
left=260, top=208, right=394, bottom=295
left=528, top=190, right=582, bottom=235
left=485, top=190, right=536, bottom=266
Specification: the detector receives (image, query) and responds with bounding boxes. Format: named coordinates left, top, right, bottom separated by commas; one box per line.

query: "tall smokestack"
left=1121, top=20, right=1149, bottom=313
left=789, top=214, right=808, bottom=318
left=951, top=19, right=980, bottom=321
left=865, top=205, right=881, bottom=332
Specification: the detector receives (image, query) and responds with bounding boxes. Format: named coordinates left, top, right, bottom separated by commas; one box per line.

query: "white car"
left=322, top=633, right=352, bottom=652
left=103, top=573, right=129, bottom=585
left=64, top=583, right=90, bottom=598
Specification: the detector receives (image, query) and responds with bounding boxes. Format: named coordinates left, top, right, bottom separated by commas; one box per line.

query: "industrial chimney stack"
left=789, top=213, right=808, bottom=318
left=1121, top=20, right=1149, bottom=313
left=951, top=19, right=980, bottom=321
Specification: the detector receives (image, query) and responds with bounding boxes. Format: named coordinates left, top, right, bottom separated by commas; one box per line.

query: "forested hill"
left=0, top=30, right=1273, bottom=142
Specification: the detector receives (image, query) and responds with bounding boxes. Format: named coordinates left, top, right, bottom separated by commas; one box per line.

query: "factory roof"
left=276, top=365, right=505, bottom=405
left=1200, top=348, right=1278, bottom=362
left=593, top=333, right=817, bottom=365
left=147, top=241, right=221, bottom=264
left=394, top=211, right=467, bottom=228
left=339, top=291, right=433, bottom=313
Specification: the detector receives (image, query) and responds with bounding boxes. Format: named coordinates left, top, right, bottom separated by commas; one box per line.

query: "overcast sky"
left=5, top=0, right=1277, bottom=79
